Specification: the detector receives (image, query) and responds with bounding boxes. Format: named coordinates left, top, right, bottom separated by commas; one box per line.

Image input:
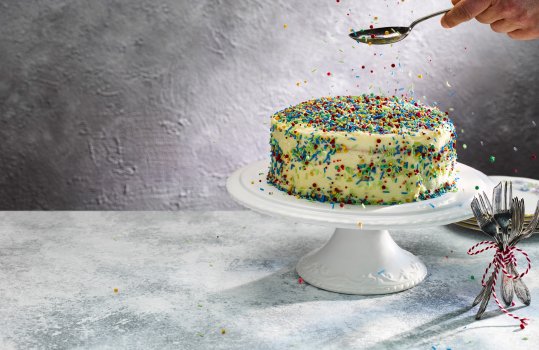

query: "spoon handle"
left=410, top=8, right=451, bottom=29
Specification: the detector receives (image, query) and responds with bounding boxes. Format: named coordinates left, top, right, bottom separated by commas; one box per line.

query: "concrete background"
left=0, top=0, right=537, bottom=210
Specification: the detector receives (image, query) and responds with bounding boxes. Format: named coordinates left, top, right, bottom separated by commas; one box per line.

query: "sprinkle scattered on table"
left=221, top=328, right=226, bottom=335
left=113, top=288, right=119, bottom=293
left=298, top=277, right=304, bottom=284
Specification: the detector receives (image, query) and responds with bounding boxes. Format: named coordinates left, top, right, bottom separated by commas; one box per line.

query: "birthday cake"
left=267, top=95, right=457, bottom=205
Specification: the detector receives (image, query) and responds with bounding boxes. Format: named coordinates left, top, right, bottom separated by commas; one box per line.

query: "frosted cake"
left=267, top=95, right=457, bottom=205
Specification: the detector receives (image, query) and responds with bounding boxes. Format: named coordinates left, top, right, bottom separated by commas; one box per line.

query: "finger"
left=476, top=6, right=505, bottom=24
left=451, top=0, right=461, bottom=5
left=490, top=19, right=521, bottom=33
left=441, top=0, right=493, bottom=28
left=507, top=28, right=539, bottom=40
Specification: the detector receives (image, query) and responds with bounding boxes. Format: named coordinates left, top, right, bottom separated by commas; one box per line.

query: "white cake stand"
left=227, top=160, right=494, bottom=295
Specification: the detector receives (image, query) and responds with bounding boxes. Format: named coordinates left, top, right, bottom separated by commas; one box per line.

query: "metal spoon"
left=349, top=8, right=450, bottom=45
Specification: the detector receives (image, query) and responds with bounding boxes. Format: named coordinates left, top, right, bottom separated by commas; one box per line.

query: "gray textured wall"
left=0, top=0, right=538, bottom=210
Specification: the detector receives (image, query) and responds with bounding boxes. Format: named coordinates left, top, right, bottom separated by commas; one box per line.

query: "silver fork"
left=510, top=199, right=538, bottom=306
left=502, top=198, right=537, bottom=307
left=471, top=192, right=499, bottom=241
left=510, top=200, right=539, bottom=246
left=470, top=192, right=502, bottom=318
left=492, top=182, right=512, bottom=247
left=501, top=198, right=523, bottom=306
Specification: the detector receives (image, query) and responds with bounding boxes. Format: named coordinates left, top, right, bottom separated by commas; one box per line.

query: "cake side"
left=267, top=95, right=457, bottom=205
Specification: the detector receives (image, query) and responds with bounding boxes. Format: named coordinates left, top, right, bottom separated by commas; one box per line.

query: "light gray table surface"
left=1, top=211, right=538, bottom=350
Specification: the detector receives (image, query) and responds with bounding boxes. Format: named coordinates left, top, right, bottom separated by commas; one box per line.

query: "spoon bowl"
left=349, top=8, right=450, bottom=45
left=349, top=27, right=410, bottom=45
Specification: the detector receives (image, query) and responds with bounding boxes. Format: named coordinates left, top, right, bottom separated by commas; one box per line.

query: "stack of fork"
left=470, top=181, right=539, bottom=321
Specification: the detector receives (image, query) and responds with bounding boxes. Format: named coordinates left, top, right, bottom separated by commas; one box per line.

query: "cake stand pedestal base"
left=296, top=228, right=427, bottom=295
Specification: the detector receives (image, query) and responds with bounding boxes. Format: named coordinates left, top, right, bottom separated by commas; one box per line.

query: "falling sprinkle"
left=489, top=155, right=496, bottom=163
left=312, top=68, right=317, bottom=73
left=532, top=154, right=537, bottom=160
left=429, top=203, right=435, bottom=209
left=357, top=221, right=363, bottom=229
left=462, top=144, right=467, bottom=150
left=513, top=147, right=518, bottom=151
left=445, top=81, right=452, bottom=87
left=361, top=203, right=366, bottom=209
left=532, top=121, right=536, bottom=127
left=480, top=141, right=484, bottom=146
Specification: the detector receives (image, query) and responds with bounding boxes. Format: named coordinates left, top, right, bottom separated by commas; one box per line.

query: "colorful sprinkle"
left=489, top=155, right=495, bottom=163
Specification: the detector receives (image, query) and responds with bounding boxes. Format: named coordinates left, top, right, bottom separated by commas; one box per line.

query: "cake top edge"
left=272, top=94, right=456, bottom=136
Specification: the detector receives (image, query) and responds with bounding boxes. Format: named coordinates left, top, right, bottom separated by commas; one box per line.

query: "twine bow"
left=468, top=240, right=531, bottom=329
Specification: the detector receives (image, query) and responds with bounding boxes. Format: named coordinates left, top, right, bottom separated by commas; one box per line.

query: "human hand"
left=440, top=0, right=539, bottom=40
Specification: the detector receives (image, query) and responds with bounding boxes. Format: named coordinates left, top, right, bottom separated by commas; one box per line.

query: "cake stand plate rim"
left=226, top=160, right=495, bottom=230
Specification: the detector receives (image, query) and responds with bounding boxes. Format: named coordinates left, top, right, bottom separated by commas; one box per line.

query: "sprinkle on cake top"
left=272, top=94, right=452, bottom=135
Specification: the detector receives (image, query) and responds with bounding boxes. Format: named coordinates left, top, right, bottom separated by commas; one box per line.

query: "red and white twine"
left=467, top=240, right=531, bottom=329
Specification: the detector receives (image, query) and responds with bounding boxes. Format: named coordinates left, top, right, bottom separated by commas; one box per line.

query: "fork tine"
left=504, top=182, right=509, bottom=211
left=483, top=192, right=493, bottom=214
left=509, top=182, right=513, bottom=209
left=479, top=194, right=488, bottom=214
left=471, top=198, right=484, bottom=225
left=492, top=182, right=502, bottom=213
